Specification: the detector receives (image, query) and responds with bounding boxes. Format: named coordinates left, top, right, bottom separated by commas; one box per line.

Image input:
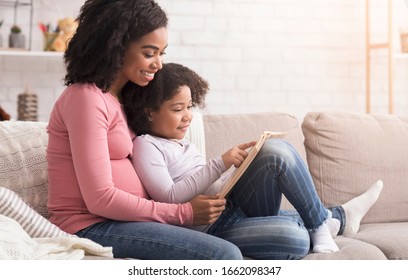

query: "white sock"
left=311, top=222, right=339, bottom=253
left=326, top=218, right=340, bottom=237
left=342, top=180, right=383, bottom=236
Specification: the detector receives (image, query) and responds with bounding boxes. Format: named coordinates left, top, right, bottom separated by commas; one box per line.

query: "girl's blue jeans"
left=208, top=139, right=345, bottom=259
left=76, top=139, right=345, bottom=260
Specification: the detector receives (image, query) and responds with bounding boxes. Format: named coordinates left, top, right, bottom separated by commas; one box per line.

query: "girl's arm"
left=132, top=136, right=227, bottom=203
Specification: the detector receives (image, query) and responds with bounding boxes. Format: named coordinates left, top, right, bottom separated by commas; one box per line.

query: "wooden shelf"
left=0, top=0, right=32, bottom=7
left=0, top=0, right=34, bottom=50
left=0, top=49, right=63, bottom=57
left=394, top=53, right=408, bottom=59
left=367, top=52, right=408, bottom=60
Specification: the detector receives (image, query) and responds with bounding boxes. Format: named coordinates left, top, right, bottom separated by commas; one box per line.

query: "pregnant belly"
left=111, top=159, right=149, bottom=198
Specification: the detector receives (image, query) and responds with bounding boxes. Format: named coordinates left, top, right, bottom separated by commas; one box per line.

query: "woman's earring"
left=148, top=115, right=153, bottom=122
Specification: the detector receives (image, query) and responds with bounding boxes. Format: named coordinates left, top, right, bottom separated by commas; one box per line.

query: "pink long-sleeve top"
left=46, top=83, right=193, bottom=234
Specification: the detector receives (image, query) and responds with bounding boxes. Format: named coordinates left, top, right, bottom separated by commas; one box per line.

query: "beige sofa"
left=1, top=111, right=407, bottom=259
left=203, top=111, right=408, bottom=260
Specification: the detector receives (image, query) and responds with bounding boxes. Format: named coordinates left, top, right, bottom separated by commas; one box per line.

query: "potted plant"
left=9, top=24, right=25, bottom=49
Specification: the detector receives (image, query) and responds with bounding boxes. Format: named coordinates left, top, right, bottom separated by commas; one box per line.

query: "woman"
left=122, top=62, right=384, bottom=259
left=46, top=0, right=242, bottom=260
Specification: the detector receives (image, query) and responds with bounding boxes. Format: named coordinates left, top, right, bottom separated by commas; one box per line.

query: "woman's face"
left=149, top=85, right=193, bottom=140
left=114, top=27, right=168, bottom=93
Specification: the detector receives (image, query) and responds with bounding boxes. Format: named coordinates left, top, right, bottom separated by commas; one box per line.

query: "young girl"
left=122, top=62, right=383, bottom=259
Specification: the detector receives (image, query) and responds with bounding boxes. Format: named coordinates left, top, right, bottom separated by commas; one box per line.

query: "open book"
left=219, top=131, right=288, bottom=198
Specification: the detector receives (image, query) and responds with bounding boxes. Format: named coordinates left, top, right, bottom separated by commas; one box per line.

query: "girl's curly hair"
left=64, top=0, right=167, bottom=92
left=122, top=63, right=209, bottom=135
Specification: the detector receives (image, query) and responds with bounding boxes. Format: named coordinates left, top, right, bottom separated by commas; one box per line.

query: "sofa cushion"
left=203, top=112, right=306, bottom=162
left=302, top=236, right=387, bottom=260
left=203, top=112, right=306, bottom=210
left=0, top=121, right=49, bottom=218
left=353, top=222, right=408, bottom=260
left=302, top=111, right=408, bottom=224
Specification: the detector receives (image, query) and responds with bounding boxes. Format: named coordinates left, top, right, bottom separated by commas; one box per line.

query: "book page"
left=219, top=131, right=288, bottom=198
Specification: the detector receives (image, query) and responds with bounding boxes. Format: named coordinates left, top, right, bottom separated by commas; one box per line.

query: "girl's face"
left=149, top=85, right=193, bottom=140
left=112, top=27, right=168, bottom=96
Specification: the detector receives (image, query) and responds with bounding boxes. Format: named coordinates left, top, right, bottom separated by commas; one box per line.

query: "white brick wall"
left=1, top=0, right=408, bottom=122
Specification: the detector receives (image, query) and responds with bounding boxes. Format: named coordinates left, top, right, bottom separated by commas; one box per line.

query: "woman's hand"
left=189, top=194, right=226, bottom=225
left=221, top=141, right=256, bottom=169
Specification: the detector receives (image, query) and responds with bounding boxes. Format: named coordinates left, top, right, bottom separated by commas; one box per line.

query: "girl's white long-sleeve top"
left=131, top=134, right=234, bottom=203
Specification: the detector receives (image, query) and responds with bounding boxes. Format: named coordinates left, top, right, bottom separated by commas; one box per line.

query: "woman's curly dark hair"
left=122, top=62, right=209, bottom=135
left=64, top=0, right=167, bottom=92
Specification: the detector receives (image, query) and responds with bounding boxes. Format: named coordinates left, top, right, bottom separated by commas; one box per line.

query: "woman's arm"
left=62, top=87, right=192, bottom=225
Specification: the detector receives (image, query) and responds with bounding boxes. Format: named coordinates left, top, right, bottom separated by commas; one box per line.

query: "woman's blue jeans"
left=207, top=139, right=346, bottom=260
left=76, top=139, right=345, bottom=260
left=76, top=220, right=243, bottom=260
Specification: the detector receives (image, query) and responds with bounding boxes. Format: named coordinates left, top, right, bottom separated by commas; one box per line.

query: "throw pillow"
left=0, top=121, right=49, bottom=218
left=0, top=187, right=70, bottom=238
left=184, top=111, right=206, bottom=160
left=302, top=111, right=408, bottom=224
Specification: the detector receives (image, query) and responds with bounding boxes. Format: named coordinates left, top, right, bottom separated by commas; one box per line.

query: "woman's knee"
left=219, top=241, right=244, bottom=260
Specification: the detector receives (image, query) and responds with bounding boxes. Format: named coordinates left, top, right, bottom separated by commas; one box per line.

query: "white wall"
left=1, top=0, right=408, bottom=122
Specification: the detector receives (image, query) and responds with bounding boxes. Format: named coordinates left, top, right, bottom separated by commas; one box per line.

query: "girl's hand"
left=221, top=141, right=256, bottom=169
left=189, top=194, right=226, bottom=225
